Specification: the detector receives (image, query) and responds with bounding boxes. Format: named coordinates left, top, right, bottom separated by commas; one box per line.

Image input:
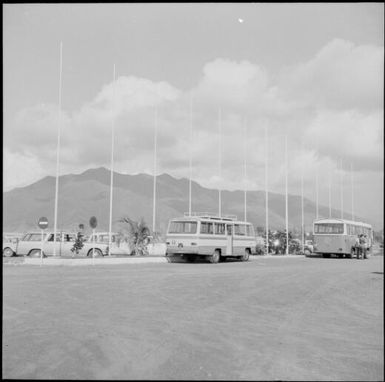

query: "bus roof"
left=183, top=212, right=238, bottom=221
left=313, top=218, right=372, bottom=228
left=170, top=215, right=251, bottom=224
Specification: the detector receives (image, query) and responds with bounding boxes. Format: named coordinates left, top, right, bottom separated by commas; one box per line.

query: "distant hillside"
left=3, top=167, right=376, bottom=234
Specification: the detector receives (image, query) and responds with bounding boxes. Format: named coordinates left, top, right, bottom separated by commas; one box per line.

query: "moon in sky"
left=238, top=18, right=244, bottom=23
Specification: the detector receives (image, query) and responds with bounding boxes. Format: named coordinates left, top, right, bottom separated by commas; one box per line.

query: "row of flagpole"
left=52, top=43, right=357, bottom=256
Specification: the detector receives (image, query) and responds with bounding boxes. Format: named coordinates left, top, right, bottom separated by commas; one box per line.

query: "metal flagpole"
left=285, top=134, right=289, bottom=255
left=340, top=157, right=344, bottom=219
left=243, top=117, right=247, bottom=222
left=53, top=42, right=63, bottom=257
left=189, top=93, right=193, bottom=216
left=265, top=124, right=269, bottom=255
left=329, top=173, right=332, bottom=218
left=152, top=104, right=158, bottom=234
left=108, top=64, right=116, bottom=256
left=351, top=162, right=354, bottom=221
left=315, top=126, right=319, bottom=219
left=301, top=143, right=305, bottom=254
left=218, top=108, right=222, bottom=218
left=315, top=166, right=319, bottom=219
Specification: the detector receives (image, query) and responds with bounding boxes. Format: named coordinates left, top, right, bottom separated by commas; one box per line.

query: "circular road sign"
left=38, top=217, right=49, bottom=229
left=89, top=216, right=98, bottom=229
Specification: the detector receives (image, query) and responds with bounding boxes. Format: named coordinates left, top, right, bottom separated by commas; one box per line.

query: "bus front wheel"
left=209, top=250, right=220, bottom=264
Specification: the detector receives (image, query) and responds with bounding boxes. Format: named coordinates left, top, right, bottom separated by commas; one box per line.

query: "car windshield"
left=23, top=233, right=43, bottom=241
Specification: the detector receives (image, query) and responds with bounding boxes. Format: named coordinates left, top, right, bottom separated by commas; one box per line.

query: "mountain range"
left=3, top=167, right=379, bottom=235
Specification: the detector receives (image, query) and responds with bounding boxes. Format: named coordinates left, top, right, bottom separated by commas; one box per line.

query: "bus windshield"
left=168, top=221, right=197, bottom=234
left=314, top=223, right=344, bottom=234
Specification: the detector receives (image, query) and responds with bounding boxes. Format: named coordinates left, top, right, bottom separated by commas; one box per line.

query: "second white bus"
left=166, top=214, right=256, bottom=263
left=312, top=218, right=373, bottom=258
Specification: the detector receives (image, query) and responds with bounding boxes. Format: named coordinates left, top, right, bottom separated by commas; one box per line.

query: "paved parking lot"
left=3, top=255, right=384, bottom=380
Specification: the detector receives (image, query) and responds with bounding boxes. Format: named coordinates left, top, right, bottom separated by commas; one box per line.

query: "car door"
left=45, top=233, right=61, bottom=256
left=61, top=233, right=74, bottom=256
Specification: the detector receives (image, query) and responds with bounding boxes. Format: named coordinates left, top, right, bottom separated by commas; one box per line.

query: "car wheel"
left=304, top=249, right=311, bottom=257
left=88, top=248, right=103, bottom=257
left=29, top=249, right=45, bottom=257
left=209, top=250, right=220, bottom=264
left=241, top=249, right=250, bottom=262
left=3, top=247, right=15, bottom=257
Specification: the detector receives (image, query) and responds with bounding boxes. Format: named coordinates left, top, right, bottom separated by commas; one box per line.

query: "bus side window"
left=201, top=222, right=213, bottom=234
left=214, top=223, right=225, bottom=235
left=226, top=225, right=232, bottom=235
left=247, top=225, right=255, bottom=236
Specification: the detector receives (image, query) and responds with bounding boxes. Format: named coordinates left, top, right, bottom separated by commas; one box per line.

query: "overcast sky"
left=3, top=3, right=384, bottom=225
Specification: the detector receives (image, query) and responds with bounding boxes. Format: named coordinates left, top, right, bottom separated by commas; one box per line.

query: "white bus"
left=166, top=213, right=256, bottom=263
left=312, top=218, right=373, bottom=258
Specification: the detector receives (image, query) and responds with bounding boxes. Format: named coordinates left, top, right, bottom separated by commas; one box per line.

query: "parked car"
left=15, top=231, right=108, bottom=257
left=2, top=234, right=21, bottom=257
left=87, top=232, right=133, bottom=256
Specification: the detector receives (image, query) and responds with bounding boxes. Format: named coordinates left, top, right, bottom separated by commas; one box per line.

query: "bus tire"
left=209, top=250, right=220, bottom=264
left=241, top=249, right=250, bottom=262
left=304, top=249, right=311, bottom=257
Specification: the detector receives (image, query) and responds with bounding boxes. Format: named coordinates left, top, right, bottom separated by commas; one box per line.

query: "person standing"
left=359, top=234, right=367, bottom=260
left=355, top=235, right=361, bottom=259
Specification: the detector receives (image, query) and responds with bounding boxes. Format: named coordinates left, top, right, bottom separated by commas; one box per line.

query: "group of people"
left=355, top=233, right=369, bottom=259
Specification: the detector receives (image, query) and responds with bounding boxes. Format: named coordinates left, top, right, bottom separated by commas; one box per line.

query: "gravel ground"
left=3, top=255, right=383, bottom=380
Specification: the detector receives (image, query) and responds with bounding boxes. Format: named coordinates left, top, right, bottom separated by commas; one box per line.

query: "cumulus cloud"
left=4, top=37, right=383, bottom=219
left=279, top=38, right=384, bottom=110
left=305, top=109, right=383, bottom=170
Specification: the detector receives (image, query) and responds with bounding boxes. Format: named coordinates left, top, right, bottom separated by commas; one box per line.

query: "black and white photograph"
left=3, top=3, right=383, bottom=380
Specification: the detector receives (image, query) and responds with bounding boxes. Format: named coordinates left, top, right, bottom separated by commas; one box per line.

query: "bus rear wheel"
left=241, top=249, right=250, bottom=262
left=209, top=250, right=220, bottom=264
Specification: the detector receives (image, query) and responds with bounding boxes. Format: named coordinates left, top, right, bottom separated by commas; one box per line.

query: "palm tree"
left=118, top=217, right=151, bottom=255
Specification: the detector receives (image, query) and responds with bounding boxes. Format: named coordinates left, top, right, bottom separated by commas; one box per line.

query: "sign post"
left=89, top=216, right=98, bottom=265
left=38, top=217, right=48, bottom=266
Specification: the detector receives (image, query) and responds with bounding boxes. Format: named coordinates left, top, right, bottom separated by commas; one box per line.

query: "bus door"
left=226, top=224, right=233, bottom=255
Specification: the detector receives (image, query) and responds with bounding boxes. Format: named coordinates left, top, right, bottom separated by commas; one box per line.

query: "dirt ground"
left=3, top=255, right=383, bottom=380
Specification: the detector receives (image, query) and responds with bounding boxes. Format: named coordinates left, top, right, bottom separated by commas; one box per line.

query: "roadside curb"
left=4, top=256, right=169, bottom=266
